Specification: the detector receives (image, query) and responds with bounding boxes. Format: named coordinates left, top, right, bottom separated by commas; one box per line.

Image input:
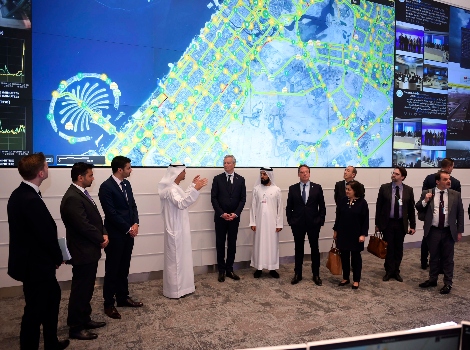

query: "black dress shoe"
left=117, top=298, right=143, bottom=307
left=394, top=273, right=403, bottom=282
left=226, top=271, right=240, bottom=280
left=313, top=275, right=322, bottom=286
left=269, top=270, right=280, bottom=278
left=291, top=274, right=302, bottom=285
left=218, top=272, right=225, bottom=282
left=419, top=280, right=438, bottom=288
left=338, top=280, right=350, bottom=286
left=352, top=282, right=359, bottom=290
left=104, top=306, right=122, bottom=319
left=69, top=329, right=98, bottom=340
left=84, top=320, right=106, bottom=329
left=440, top=284, right=452, bottom=294
left=254, top=270, right=262, bottom=278
left=383, top=273, right=392, bottom=281
left=57, top=339, right=70, bottom=349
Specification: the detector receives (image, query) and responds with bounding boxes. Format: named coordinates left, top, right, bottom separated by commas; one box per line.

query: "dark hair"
left=71, top=162, right=93, bottom=181
left=440, top=158, right=454, bottom=168
left=435, top=170, right=450, bottom=182
left=111, top=156, right=131, bottom=173
left=18, top=152, right=46, bottom=180
left=395, top=166, right=407, bottom=179
left=347, top=180, right=365, bottom=198
left=298, top=164, right=310, bottom=174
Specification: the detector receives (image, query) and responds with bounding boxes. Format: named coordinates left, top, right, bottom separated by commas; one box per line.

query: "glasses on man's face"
left=391, top=172, right=401, bottom=176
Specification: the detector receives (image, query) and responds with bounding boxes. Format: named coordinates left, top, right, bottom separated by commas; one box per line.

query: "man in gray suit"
left=61, top=163, right=109, bottom=340
left=416, top=170, right=464, bottom=294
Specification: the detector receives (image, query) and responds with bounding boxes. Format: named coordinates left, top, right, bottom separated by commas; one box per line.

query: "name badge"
left=398, top=199, right=403, bottom=206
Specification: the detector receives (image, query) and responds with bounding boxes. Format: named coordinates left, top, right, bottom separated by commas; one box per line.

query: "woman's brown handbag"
left=367, top=231, right=388, bottom=259
left=326, top=240, right=342, bottom=275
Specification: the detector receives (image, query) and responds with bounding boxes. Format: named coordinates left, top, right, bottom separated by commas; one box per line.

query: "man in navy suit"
left=8, top=153, right=69, bottom=350
left=286, top=164, right=326, bottom=286
left=421, top=158, right=461, bottom=269
left=60, top=162, right=108, bottom=340
left=211, top=155, right=246, bottom=282
left=98, top=156, right=142, bottom=320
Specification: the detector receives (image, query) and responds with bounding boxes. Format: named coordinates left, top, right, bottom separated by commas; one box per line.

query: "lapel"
left=71, top=185, right=101, bottom=215
left=111, top=177, right=129, bottom=205
left=447, top=190, right=454, bottom=218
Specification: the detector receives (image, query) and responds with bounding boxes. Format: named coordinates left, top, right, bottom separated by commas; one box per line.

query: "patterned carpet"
left=1, top=241, right=470, bottom=350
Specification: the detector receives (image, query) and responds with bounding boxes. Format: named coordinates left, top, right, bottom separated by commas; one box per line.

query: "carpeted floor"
left=1, top=242, right=470, bottom=350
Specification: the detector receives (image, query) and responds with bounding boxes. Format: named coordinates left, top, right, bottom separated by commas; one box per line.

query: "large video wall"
left=0, top=0, right=469, bottom=167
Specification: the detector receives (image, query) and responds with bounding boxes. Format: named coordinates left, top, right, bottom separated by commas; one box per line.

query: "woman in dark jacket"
left=333, top=180, right=369, bottom=289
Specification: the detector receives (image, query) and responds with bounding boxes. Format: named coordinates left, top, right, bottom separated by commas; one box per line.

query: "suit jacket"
left=286, top=182, right=326, bottom=228
left=211, top=172, right=246, bottom=219
left=98, top=176, right=139, bottom=236
left=334, top=180, right=366, bottom=206
left=7, top=182, right=63, bottom=282
left=416, top=188, right=464, bottom=242
left=60, top=184, right=106, bottom=265
left=375, top=182, right=416, bottom=233
left=423, top=173, right=461, bottom=193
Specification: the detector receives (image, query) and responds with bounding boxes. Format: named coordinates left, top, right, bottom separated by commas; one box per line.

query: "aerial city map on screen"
left=1, top=0, right=469, bottom=167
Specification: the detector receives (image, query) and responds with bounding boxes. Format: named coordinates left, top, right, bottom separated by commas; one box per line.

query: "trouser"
left=215, top=216, right=240, bottom=273
left=21, top=278, right=61, bottom=350
left=383, top=218, right=405, bottom=274
left=340, top=250, right=362, bottom=282
left=427, top=226, right=455, bottom=286
left=103, top=234, right=134, bottom=307
left=292, top=225, right=320, bottom=276
left=68, top=262, right=98, bottom=329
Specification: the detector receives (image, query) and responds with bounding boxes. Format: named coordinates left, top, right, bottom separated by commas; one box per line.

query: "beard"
left=261, top=178, right=270, bottom=185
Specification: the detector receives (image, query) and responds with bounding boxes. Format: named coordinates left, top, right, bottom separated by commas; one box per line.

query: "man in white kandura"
left=249, top=167, right=283, bottom=279
left=157, top=164, right=208, bottom=299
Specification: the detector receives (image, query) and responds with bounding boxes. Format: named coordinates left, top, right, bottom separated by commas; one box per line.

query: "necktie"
left=438, top=191, right=445, bottom=229
left=37, top=190, right=42, bottom=198
left=302, top=183, right=307, bottom=204
left=394, top=186, right=400, bottom=219
left=84, top=189, right=95, bottom=205
left=227, top=174, right=233, bottom=191
left=120, top=182, right=128, bottom=202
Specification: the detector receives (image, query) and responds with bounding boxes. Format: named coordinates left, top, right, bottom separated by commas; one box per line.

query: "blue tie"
left=302, top=183, right=307, bottom=204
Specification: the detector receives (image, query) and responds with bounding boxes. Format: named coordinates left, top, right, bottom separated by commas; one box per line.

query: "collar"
left=22, top=180, right=40, bottom=194
left=224, top=171, right=234, bottom=177
left=435, top=187, right=448, bottom=194
left=72, top=183, right=86, bottom=193
left=112, top=174, right=123, bottom=186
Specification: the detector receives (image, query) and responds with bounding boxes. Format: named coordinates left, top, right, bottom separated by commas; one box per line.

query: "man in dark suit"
left=211, top=155, right=246, bottom=282
left=8, top=152, right=69, bottom=350
left=421, top=158, right=460, bottom=269
left=286, top=164, right=326, bottom=286
left=334, top=166, right=365, bottom=206
left=375, top=166, right=416, bottom=282
left=416, top=170, right=464, bottom=294
left=99, top=156, right=142, bottom=320
left=60, top=162, right=108, bottom=340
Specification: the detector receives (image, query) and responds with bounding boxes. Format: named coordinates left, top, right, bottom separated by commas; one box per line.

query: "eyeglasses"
left=391, top=172, right=401, bottom=176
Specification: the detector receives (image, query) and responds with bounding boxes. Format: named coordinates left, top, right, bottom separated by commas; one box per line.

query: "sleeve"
left=457, top=193, right=464, bottom=233
left=128, top=182, right=139, bottom=224
left=276, top=188, right=283, bottom=229
left=415, top=190, right=427, bottom=212
left=210, top=176, right=224, bottom=217
left=249, top=188, right=257, bottom=227
left=375, top=185, right=384, bottom=228
left=454, top=178, right=462, bottom=193
left=29, top=197, right=63, bottom=266
left=422, top=175, right=431, bottom=191
left=361, top=200, right=370, bottom=237
left=317, top=185, right=326, bottom=226
left=168, top=186, right=199, bottom=210
left=98, top=181, right=131, bottom=234
left=333, top=182, right=339, bottom=206
left=333, top=201, right=341, bottom=231
left=234, top=177, right=246, bottom=217
left=408, top=187, right=416, bottom=230
left=61, top=195, right=104, bottom=246
left=286, top=186, right=293, bottom=225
